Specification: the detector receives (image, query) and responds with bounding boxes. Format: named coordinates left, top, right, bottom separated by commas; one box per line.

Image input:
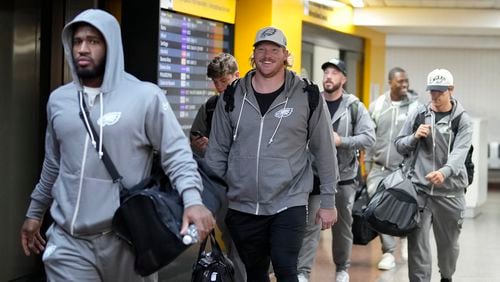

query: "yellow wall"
left=233, top=0, right=385, bottom=104
left=169, top=0, right=386, bottom=104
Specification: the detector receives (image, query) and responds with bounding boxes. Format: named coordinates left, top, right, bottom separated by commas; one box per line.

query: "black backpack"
left=413, top=111, right=474, bottom=187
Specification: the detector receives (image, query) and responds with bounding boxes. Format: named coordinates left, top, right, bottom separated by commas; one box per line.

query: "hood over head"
left=61, top=9, right=124, bottom=92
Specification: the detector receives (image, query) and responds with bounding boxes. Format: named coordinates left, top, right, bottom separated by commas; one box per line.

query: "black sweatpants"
left=225, top=206, right=306, bottom=282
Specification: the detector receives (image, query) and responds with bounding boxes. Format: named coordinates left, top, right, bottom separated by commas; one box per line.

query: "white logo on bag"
left=274, top=108, right=293, bottom=118
left=97, top=112, right=121, bottom=126
left=162, top=102, right=169, bottom=111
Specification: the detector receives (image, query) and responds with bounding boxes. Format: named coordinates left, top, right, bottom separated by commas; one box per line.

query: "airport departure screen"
left=158, top=9, right=234, bottom=133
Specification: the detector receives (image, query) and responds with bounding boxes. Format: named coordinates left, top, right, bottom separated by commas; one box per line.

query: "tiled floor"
left=160, top=190, right=500, bottom=281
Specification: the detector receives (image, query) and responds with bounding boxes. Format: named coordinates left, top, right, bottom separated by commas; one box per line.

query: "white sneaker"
left=336, top=270, right=349, bottom=282
left=400, top=237, right=408, bottom=261
left=297, top=273, right=309, bottom=282
left=378, top=253, right=396, bottom=270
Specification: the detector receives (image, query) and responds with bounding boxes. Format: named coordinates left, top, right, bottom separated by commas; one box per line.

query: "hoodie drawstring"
left=233, top=91, right=247, bottom=141
left=98, top=92, right=104, bottom=159
left=268, top=97, right=289, bottom=145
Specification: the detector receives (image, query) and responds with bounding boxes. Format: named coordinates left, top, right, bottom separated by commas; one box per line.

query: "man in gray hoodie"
left=365, top=67, right=420, bottom=270
left=297, top=58, right=375, bottom=282
left=206, top=27, right=339, bottom=282
left=19, top=9, right=214, bottom=281
left=395, top=68, right=472, bottom=282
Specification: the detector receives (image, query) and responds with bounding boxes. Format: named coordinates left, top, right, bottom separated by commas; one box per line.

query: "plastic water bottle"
left=182, top=224, right=199, bottom=245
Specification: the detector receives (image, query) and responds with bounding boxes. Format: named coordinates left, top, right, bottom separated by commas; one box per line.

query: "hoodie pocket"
left=258, top=157, right=294, bottom=203
left=53, top=172, right=120, bottom=235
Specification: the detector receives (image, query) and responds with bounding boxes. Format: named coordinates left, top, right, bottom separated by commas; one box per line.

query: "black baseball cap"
left=321, top=58, right=347, bottom=75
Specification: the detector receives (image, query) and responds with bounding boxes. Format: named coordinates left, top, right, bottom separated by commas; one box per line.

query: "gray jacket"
left=26, top=9, right=202, bottom=236
left=328, top=92, right=375, bottom=182
left=394, top=99, right=473, bottom=196
left=205, top=69, right=339, bottom=215
left=366, top=91, right=420, bottom=171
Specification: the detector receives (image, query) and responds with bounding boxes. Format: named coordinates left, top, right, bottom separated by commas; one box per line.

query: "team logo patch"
left=162, top=102, right=169, bottom=111
left=274, top=108, right=293, bottom=118
left=97, top=112, right=121, bottom=126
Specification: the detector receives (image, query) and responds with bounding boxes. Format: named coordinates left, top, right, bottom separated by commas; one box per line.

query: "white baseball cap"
left=426, top=68, right=454, bottom=92
left=253, top=27, right=287, bottom=48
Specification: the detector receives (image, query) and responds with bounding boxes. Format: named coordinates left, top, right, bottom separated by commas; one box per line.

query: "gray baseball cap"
left=253, top=27, right=287, bottom=48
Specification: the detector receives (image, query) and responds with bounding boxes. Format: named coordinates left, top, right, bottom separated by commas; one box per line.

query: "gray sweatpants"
left=297, top=182, right=360, bottom=274
left=42, top=224, right=157, bottom=282
left=408, top=194, right=465, bottom=282
left=297, top=195, right=322, bottom=278
left=331, top=182, right=358, bottom=271
left=366, top=164, right=397, bottom=254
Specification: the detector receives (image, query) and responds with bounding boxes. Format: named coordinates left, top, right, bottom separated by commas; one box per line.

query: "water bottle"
left=182, top=224, right=199, bottom=245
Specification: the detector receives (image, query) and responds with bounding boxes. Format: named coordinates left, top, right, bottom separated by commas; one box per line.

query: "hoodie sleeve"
left=339, top=102, right=376, bottom=150
left=205, top=91, right=233, bottom=179
left=146, top=89, right=203, bottom=208
left=26, top=104, right=59, bottom=219
left=438, top=112, right=473, bottom=178
left=308, top=97, right=339, bottom=209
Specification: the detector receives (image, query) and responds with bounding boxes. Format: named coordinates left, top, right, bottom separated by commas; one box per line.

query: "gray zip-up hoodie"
left=205, top=69, right=339, bottom=215
left=328, top=92, right=375, bottom=181
left=366, top=91, right=420, bottom=171
left=26, top=9, right=202, bottom=236
left=394, top=98, right=472, bottom=196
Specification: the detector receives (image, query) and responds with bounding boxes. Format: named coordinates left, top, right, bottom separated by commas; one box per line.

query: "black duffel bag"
left=363, top=168, right=422, bottom=237
left=112, top=155, right=227, bottom=276
left=352, top=184, right=378, bottom=245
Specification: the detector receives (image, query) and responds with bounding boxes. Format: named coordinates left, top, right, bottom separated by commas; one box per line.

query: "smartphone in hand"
left=191, top=130, right=205, bottom=138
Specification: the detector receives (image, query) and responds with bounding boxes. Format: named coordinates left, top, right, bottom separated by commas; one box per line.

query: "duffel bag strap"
left=77, top=90, right=123, bottom=184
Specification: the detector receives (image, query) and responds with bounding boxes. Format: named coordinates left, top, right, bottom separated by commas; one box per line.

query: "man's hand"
left=315, top=208, right=338, bottom=230
left=333, top=131, right=341, bottom=147
left=191, top=136, right=209, bottom=153
left=180, top=204, right=215, bottom=241
left=415, top=124, right=431, bottom=139
left=426, top=170, right=445, bottom=186
left=20, top=218, right=46, bottom=256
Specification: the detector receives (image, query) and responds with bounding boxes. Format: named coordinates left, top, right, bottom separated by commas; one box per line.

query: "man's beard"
left=323, top=83, right=341, bottom=94
left=74, top=59, right=105, bottom=80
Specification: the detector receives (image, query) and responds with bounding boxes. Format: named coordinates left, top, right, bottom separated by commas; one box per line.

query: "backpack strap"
left=302, top=78, right=320, bottom=122
left=450, top=112, right=464, bottom=150
left=222, top=79, right=240, bottom=113
left=204, top=95, right=219, bottom=136
left=350, top=100, right=359, bottom=129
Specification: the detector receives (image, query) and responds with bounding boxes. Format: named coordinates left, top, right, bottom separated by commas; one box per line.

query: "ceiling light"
left=309, top=0, right=347, bottom=8
left=350, top=0, right=364, bottom=8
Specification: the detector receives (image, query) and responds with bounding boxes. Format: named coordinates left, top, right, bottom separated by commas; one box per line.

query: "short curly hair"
left=206, top=53, right=239, bottom=79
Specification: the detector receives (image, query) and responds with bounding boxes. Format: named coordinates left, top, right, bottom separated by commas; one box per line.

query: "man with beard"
left=205, top=27, right=339, bottom=282
left=20, top=9, right=214, bottom=281
left=297, top=58, right=375, bottom=282
left=365, top=67, right=420, bottom=270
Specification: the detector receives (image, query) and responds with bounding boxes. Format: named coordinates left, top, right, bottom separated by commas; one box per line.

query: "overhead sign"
left=161, top=0, right=236, bottom=24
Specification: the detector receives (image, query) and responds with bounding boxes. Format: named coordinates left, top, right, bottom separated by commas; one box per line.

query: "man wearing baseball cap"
left=395, top=68, right=472, bottom=282
left=206, top=27, right=339, bottom=282
left=297, top=58, right=375, bottom=282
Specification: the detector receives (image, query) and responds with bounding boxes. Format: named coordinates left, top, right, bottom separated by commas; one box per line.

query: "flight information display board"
left=158, top=9, right=234, bottom=132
